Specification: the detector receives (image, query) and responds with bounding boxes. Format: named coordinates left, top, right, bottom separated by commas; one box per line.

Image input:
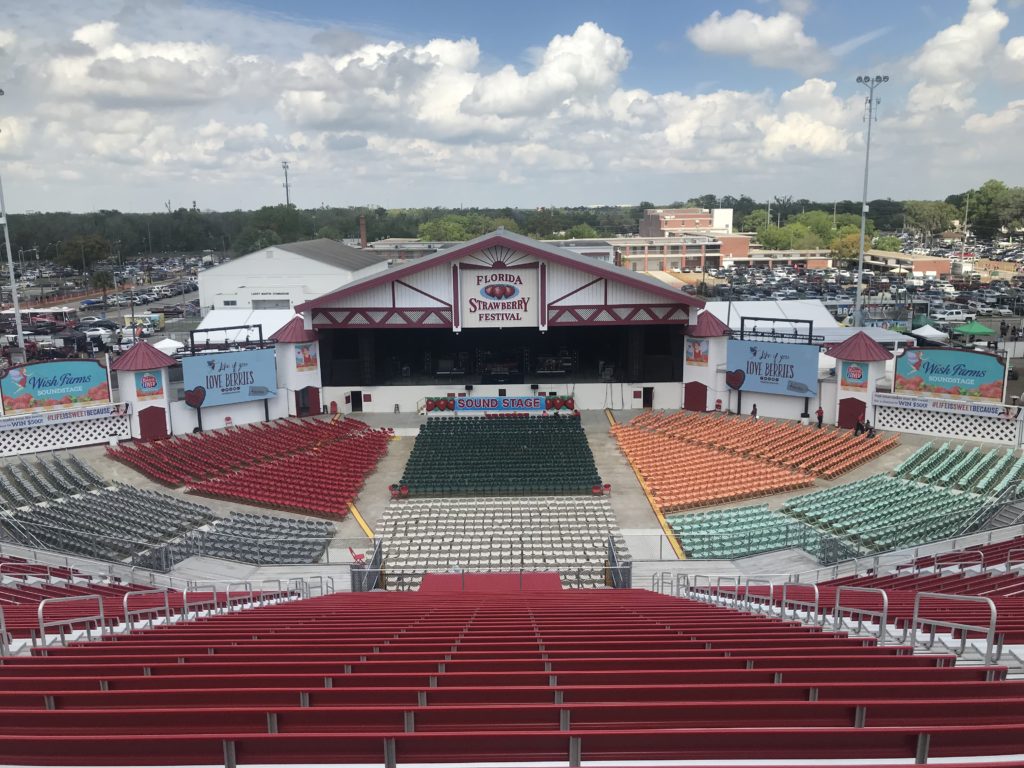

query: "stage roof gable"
left=296, top=230, right=704, bottom=312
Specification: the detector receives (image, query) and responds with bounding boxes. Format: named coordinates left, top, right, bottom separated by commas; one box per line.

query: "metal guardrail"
left=36, top=594, right=105, bottom=649
left=780, top=581, right=820, bottom=624
left=0, top=604, right=8, bottom=657
left=181, top=583, right=219, bottom=619
left=909, top=592, right=999, bottom=665
left=833, top=586, right=889, bottom=645
left=122, top=588, right=171, bottom=630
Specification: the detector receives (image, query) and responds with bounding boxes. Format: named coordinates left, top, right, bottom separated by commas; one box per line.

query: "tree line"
left=5, top=179, right=1021, bottom=272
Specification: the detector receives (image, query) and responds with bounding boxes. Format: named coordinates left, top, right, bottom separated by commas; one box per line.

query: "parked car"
left=931, top=308, right=976, bottom=323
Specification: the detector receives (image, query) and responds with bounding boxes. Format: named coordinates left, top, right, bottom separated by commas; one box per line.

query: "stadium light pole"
left=852, top=74, right=888, bottom=327
left=0, top=88, right=25, bottom=352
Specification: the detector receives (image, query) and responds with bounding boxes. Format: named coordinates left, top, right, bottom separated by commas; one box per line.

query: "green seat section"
left=399, top=415, right=602, bottom=496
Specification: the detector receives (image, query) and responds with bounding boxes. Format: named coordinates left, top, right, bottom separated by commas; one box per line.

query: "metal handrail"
left=122, top=588, right=171, bottom=630
left=225, top=582, right=253, bottom=611
left=182, top=583, right=219, bottom=619
left=1006, top=547, right=1024, bottom=570
left=674, top=573, right=690, bottom=597
left=0, top=604, right=9, bottom=657
left=742, top=578, right=774, bottom=615
left=689, top=574, right=713, bottom=602
left=833, top=586, right=889, bottom=645
left=928, top=550, right=984, bottom=572
left=780, top=581, right=820, bottom=624
left=36, top=594, right=105, bottom=648
left=910, top=592, right=999, bottom=664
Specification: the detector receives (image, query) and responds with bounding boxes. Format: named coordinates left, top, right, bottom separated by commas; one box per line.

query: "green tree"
left=831, top=233, right=862, bottom=263
left=789, top=210, right=835, bottom=242
left=741, top=210, right=770, bottom=232
left=873, top=235, right=902, bottom=251
left=234, top=227, right=282, bottom=255
left=758, top=223, right=822, bottom=250
left=904, top=200, right=957, bottom=240
left=91, top=270, right=115, bottom=303
left=565, top=223, right=599, bottom=238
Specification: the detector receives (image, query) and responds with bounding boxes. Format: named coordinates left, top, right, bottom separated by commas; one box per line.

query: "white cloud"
left=907, top=0, right=1009, bottom=113
left=463, top=23, right=629, bottom=117
left=686, top=10, right=831, bottom=75
left=0, top=0, right=1021, bottom=212
left=965, top=100, right=1024, bottom=133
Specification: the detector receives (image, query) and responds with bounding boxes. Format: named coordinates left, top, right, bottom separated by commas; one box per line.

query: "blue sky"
left=0, top=0, right=1021, bottom=211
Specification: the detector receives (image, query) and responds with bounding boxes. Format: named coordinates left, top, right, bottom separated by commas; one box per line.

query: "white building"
left=198, top=239, right=391, bottom=312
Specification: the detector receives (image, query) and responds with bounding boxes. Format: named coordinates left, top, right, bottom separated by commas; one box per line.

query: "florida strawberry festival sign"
left=461, top=267, right=538, bottom=328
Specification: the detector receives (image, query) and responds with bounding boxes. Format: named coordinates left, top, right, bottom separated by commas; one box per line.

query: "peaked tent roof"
left=296, top=230, right=704, bottom=312
left=910, top=324, right=949, bottom=341
left=825, top=331, right=893, bottom=362
left=952, top=320, right=995, bottom=335
left=687, top=310, right=731, bottom=337
left=270, top=315, right=317, bottom=343
left=110, top=340, right=177, bottom=371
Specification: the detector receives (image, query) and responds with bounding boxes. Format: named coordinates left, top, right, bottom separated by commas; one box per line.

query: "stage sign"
left=840, top=361, right=868, bottom=390
left=135, top=370, right=164, bottom=401
left=454, top=396, right=545, bottom=412
left=726, top=340, right=819, bottom=397
left=895, top=348, right=1004, bottom=402
left=461, top=266, right=538, bottom=328
left=181, top=348, right=278, bottom=409
left=0, top=359, right=110, bottom=415
left=685, top=338, right=709, bottom=367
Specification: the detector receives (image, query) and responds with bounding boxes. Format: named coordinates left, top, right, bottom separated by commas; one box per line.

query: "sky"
left=0, top=0, right=1022, bottom=213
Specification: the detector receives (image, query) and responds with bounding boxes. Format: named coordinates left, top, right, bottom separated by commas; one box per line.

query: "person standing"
left=815, top=405, right=824, bottom=428
left=751, top=403, right=758, bottom=420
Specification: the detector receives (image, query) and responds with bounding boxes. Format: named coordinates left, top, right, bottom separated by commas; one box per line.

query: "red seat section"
left=109, top=417, right=390, bottom=520
left=1, top=586, right=1024, bottom=764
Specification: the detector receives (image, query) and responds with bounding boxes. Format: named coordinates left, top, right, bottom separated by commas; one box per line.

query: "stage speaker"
left=465, top=384, right=474, bottom=391
left=530, top=384, right=539, bottom=391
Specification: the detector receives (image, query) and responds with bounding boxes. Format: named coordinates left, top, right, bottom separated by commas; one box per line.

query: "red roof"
left=686, top=311, right=731, bottom=338
left=826, top=331, right=893, bottom=362
left=269, top=316, right=317, bottom=343
left=109, top=341, right=177, bottom=372
left=297, top=230, right=704, bottom=313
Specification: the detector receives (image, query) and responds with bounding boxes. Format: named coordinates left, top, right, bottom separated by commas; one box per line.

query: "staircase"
left=983, top=499, right=1024, bottom=530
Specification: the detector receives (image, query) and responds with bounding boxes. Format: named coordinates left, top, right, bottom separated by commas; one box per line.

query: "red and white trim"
left=547, top=304, right=689, bottom=326
left=312, top=308, right=453, bottom=328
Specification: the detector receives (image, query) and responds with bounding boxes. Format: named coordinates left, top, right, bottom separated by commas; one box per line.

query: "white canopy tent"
left=910, top=324, right=949, bottom=343
left=152, top=337, right=185, bottom=354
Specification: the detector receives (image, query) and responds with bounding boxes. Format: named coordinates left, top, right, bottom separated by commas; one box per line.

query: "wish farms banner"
left=181, top=348, right=278, bottom=409
left=895, top=348, right=1005, bottom=402
left=726, top=340, right=819, bottom=398
left=0, top=359, right=110, bottom=415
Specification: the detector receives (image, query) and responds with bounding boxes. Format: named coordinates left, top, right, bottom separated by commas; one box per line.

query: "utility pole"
left=0, top=175, right=25, bottom=352
left=853, top=74, right=889, bottom=327
left=282, top=161, right=291, bottom=206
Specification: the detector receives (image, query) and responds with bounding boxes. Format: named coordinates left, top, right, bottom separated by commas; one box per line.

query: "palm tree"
left=91, top=270, right=114, bottom=306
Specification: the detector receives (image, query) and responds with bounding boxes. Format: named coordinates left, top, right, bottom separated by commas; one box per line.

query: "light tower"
left=852, top=74, right=888, bottom=327
left=281, top=160, right=291, bottom=206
